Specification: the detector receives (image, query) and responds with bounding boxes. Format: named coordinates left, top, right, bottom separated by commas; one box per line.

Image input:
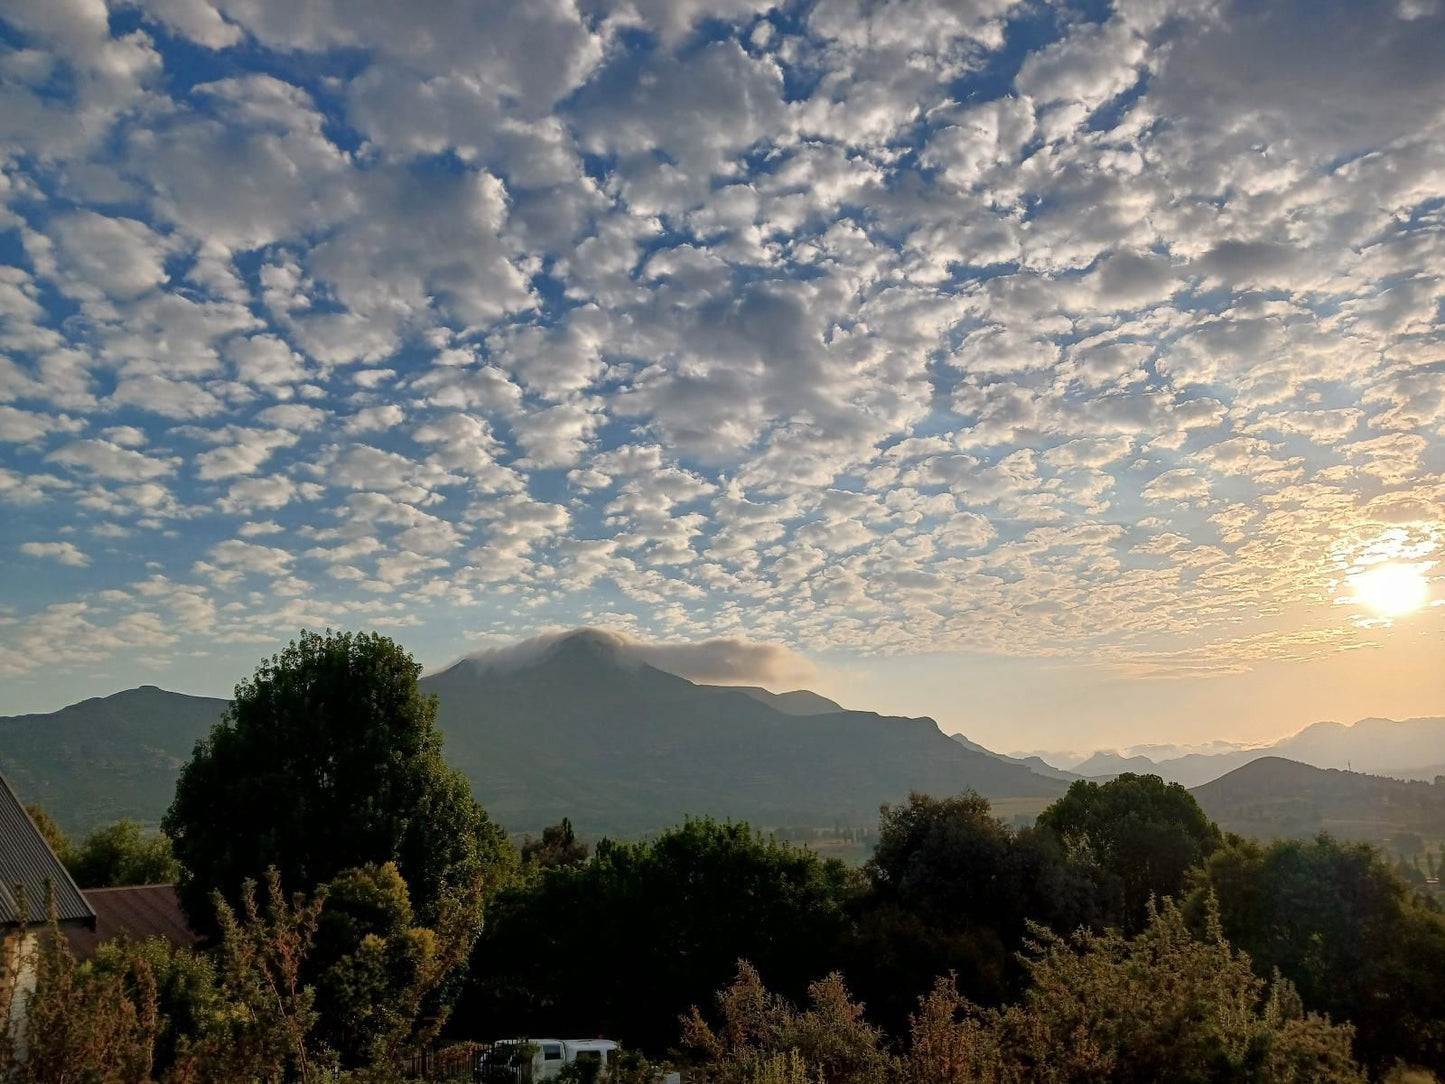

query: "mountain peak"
left=452, top=627, right=646, bottom=679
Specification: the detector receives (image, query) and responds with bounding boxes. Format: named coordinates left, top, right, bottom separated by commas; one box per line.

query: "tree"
left=3, top=905, right=161, bottom=1084
left=845, top=793, right=1105, bottom=1029
left=899, top=900, right=1364, bottom=1084
left=680, top=904, right=1364, bottom=1084
left=1037, top=774, right=1220, bottom=931
left=66, top=820, right=180, bottom=888
left=310, top=862, right=485, bottom=1070
left=465, top=819, right=859, bottom=1049
left=86, top=938, right=217, bottom=1077
left=682, top=962, right=894, bottom=1084
left=22, top=804, right=71, bottom=863
left=520, top=818, right=590, bottom=870
left=163, top=630, right=515, bottom=935
left=1192, top=834, right=1445, bottom=1075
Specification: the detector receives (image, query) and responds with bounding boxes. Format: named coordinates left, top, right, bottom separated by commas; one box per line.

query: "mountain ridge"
left=1, top=632, right=1065, bottom=836
left=1044, top=716, right=1445, bottom=787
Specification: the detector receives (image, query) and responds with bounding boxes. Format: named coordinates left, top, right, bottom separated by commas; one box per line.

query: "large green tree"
left=1037, top=773, right=1220, bottom=931
left=464, top=818, right=859, bottom=1049
left=1193, top=834, right=1445, bottom=1076
left=163, top=630, right=514, bottom=934
left=846, top=792, right=1106, bottom=1030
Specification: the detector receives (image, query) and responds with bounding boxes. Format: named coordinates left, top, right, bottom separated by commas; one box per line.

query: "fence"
left=405, top=1042, right=483, bottom=1080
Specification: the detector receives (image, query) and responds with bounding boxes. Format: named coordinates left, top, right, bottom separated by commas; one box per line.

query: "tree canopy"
left=1037, top=773, right=1220, bottom=931
left=163, top=629, right=514, bottom=933
left=844, top=792, right=1105, bottom=1029
left=1193, top=834, right=1445, bottom=1076
left=682, top=901, right=1364, bottom=1084
left=66, top=819, right=181, bottom=889
left=465, top=818, right=859, bottom=1049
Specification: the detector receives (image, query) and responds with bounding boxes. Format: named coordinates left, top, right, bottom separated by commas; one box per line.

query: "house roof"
left=0, top=771, right=95, bottom=928
left=65, top=884, right=200, bottom=960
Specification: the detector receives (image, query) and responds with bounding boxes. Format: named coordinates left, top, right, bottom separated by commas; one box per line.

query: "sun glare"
left=1352, top=563, right=1430, bottom=618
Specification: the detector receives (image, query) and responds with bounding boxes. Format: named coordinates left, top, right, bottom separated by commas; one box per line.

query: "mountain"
left=1272, top=717, right=1445, bottom=773
left=1056, top=716, right=1445, bottom=788
left=422, top=631, right=1066, bottom=833
left=733, top=687, right=844, bottom=716
left=0, top=686, right=229, bottom=836
left=0, top=632, right=1065, bottom=837
left=1191, top=757, right=1445, bottom=846
left=1074, top=751, right=1159, bottom=777
left=950, top=734, right=1078, bottom=781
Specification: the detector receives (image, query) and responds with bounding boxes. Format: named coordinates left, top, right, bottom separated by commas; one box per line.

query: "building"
left=1, top=770, right=96, bottom=1058
left=65, top=883, right=200, bottom=960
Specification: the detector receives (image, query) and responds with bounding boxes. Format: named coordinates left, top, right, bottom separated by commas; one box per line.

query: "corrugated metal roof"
left=0, top=771, right=95, bottom=927
left=66, top=884, right=200, bottom=959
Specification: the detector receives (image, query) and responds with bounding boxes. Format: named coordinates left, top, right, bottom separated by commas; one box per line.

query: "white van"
left=475, top=1038, right=619, bottom=1082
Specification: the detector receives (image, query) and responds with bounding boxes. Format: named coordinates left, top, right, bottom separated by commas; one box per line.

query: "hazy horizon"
left=1, top=0, right=1442, bottom=752
left=2, top=623, right=1441, bottom=759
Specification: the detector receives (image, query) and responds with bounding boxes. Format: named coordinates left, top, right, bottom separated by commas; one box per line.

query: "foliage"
left=1038, top=773, right=1221, bottom=931
left=20, top=806, right=70, bottom=865
left=164, top=629, right=515, bottom=935
left=88, top=938, right=217, bottom=1075
left=845, top=792, right=1105, bottom=1029
left=464, top=818, right=859, bottom=1049
left=1193, top=834, right=1445, bottom=1076
left=1, top=893, right=160, bottom=1084
left=683, top=903, right=1365, bottom=1084
left=1, top=866, right=480, bottom=1084
left=311, top=862, right=486, bottom=1071
left=166, top=870, right=328, bottom=1083
left=520, top=818, right=590, bottom=870
left=682, top=962, right=893, bottom=1084
left=65, top=819, right=181, bottom=888
left=936, top=899, right=1365, bottom=1083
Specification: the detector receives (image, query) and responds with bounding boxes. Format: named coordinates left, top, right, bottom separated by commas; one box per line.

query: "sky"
left=0, top=0, right=1442, bottom=753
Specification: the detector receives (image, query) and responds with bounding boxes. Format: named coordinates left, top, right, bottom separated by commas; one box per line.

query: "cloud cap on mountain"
left=453, top=626, right=817, bottom=689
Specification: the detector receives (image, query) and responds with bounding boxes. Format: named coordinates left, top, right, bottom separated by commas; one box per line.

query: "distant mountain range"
left=1008, top=717, right=1445, bottom=788
left=0, top=630, right=1064, bottom=837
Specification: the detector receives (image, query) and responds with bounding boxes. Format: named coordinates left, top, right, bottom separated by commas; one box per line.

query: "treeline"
left=468, top=793, right=1445, bottom=1078
left=4, top=630, right=1444, bottom=1083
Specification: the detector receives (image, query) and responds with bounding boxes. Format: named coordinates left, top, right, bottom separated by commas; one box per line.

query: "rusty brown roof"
left=0, top=771, right=94, bottom=928
left=65, top=883, right=201, bottom=960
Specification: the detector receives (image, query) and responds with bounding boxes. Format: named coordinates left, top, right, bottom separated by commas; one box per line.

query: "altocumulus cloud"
left=0, top=0, right=1441, bottom=699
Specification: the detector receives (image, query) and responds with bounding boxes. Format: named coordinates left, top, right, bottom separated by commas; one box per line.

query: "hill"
left=1191, top=757, right=1445, bottom=847
left=0, top=686, right=229, bottom=836
left=0, top=631, right=1065, bottom=837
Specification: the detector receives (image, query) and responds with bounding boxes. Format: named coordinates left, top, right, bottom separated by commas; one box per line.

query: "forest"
left=4, top=631, right=1444, bottom=1083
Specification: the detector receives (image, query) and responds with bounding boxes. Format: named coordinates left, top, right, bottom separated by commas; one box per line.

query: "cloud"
left=45, top=439, right=179, bottom=481
left=19, top=540, right=90, bottom=566
left=1, top=0, right=1444, bottom=711
left=454, top=627, right=817, bottom=688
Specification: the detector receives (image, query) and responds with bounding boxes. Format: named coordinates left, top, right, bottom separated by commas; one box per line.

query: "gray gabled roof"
left=0, top=771, right=95, bottom=927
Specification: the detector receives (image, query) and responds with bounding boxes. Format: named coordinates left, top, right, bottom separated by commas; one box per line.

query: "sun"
left=1351, top=563, right=1430, bottom=618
